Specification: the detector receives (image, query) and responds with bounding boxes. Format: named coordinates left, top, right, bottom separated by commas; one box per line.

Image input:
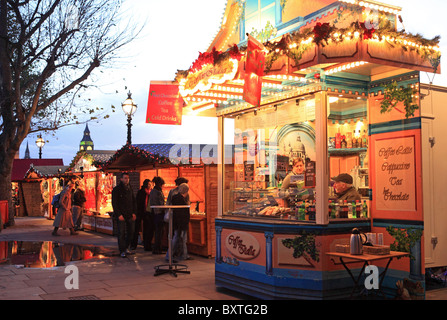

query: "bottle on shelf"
left=335, top=201, right=340, bottom=218
left=348, top=200, right=353, bottom=218
left=356, top=200, right=362, bottom=218
left=362, top=130, right=368, bottom=148
left=352, top=131, right=358, bottom=148
left=345, top=200, right=350, bottom=218
left=362, top=200, right=368, bottom=218
left=335, top=132, right=341, bottom=149
left=347, top=132, right=352, bottom=149
left=351, top=201, right=357, bottom=218
left=341, top=135, right=347, bottom=149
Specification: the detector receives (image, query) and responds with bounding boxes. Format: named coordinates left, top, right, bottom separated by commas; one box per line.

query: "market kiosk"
left=67, top=150, right=117, bottom=235
left=174, top=0, right=440, bottom=299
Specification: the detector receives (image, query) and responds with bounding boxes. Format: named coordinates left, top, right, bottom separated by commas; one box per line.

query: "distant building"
left=24, top=141, right=30, bottom=159
left=79, top=124, right=94, bottom=151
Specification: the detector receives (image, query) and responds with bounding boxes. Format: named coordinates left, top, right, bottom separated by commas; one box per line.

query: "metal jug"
left=350, top=228, right=368, bottom=255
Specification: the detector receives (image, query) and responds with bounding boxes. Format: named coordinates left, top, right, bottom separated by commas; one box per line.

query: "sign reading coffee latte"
left=375, top=136, right=416, bottom=211
left=225, top=231, right=260, bottom=260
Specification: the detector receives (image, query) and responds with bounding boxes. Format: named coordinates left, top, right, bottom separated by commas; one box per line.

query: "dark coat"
left=336, top=186, right=362, bottom=202
left=72, top=188, right=86, bottom=207
left=149, top=186, right=165, bottom=215
left=112, top=182, right=136, bottom=220
left=136, top=187, right=150, bottom=215
left=172, top=193, right=190, bottom=231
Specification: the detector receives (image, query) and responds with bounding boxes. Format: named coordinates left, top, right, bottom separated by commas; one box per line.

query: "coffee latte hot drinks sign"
left=374, top=136, right=416, bottom=212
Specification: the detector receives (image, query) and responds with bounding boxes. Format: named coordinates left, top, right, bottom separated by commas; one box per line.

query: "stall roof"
left=99, top=144, right=235, bottom=172
left=176, top=0, right=441, bottom=117
left=12, top=159, right=64, bottom=182
left=24, top=165, right=70, bottom=180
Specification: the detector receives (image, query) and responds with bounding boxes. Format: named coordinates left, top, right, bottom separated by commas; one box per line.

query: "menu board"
left=374, top=136, right=416, bottom=212
left=305, top=161, right=316, bottom=188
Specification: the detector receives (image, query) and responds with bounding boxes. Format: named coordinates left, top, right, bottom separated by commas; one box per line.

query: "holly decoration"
left=282, top=232, right=320, bottom=266
left=360, top=21, right=375, bottom=39
left=380, top=81, right=419, bottom=118
left=386, top=226, right=423, bottom=260
left=313, top=22, right=333, bottom=46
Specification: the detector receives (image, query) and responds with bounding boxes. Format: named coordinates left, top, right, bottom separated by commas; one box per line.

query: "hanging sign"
left=179, top=58, right=239, bottom=97
left=147, top=81, right=184, bottom=125
left=374, top=136, right=416, bottom=212
left=243, top=35, right=266, bottom=107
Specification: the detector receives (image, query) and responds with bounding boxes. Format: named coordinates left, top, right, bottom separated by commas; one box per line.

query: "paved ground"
left=0, top=217, right=446, bottom=301
left=0, top=217, right=249, bottom=301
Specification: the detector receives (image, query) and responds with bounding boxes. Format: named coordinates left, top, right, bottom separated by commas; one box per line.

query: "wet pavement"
left=0, top=217, right=248, bottom=300
left=0, top=217, right=446, bottom=300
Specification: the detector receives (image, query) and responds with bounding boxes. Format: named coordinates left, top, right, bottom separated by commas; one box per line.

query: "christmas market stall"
left=99, top=143, right=234, bottom=258
left=66, top=150, right=117, bottom=235
left=23, top=165, right=69, bottom=219
left=173, top=0, right=441, bottom=299
left=12, top=158, right=65, bottom=218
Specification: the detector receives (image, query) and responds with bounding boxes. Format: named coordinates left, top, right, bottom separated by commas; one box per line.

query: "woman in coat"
left=52, top=181, right=78, bottom=236
left=149, top=176, right=165, bottom=254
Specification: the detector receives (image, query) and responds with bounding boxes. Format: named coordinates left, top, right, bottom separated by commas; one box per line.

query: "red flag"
left=245, top=34, right=266, bottom=76
left=244, top=35, right=266, bottom=107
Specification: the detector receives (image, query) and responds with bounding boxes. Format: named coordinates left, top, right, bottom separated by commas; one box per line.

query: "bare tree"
left=0, top=0, right=141, bottom=225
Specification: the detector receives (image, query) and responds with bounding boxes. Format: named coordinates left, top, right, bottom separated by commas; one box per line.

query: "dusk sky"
left=20, top=0, right=447, bottom=165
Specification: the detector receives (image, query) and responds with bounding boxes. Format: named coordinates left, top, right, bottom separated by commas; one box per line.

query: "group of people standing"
left=112, top=172, right=192, bottom=260
left=49, top=172, right=192, bottom=261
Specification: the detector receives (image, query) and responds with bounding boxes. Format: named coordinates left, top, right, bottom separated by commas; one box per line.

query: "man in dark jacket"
left=112, top=172, right=136, bottom=258
left=72, top=181, right=87, bottom=231
left=332, top=173, right=362, bottom=202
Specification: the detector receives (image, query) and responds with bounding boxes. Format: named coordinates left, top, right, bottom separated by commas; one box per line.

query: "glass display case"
left=227, top=180, right=321, bottom=221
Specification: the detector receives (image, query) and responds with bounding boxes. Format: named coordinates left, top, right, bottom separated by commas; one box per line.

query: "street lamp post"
left=121, top=91, right=138, bottom=145
left=35, top=134, right=45, bottom=159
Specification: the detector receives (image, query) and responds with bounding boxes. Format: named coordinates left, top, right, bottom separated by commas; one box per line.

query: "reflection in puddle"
left=0, top=241, right=117, bottom=268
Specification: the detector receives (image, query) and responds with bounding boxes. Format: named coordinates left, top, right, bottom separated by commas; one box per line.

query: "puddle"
left=0, top=241, right=118, bottom=269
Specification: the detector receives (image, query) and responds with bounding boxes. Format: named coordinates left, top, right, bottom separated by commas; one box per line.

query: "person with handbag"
left=149, top=176, right=165, bottom=254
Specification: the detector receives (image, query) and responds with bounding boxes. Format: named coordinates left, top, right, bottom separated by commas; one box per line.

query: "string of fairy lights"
left=177, top=0, right=441, bottom=115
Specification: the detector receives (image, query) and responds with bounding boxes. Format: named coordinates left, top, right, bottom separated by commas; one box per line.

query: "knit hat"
left=178, top=183, right=189, bottom=195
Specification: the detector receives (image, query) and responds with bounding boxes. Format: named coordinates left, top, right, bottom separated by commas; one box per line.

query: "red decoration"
left=360, top=22, right=375, bottom=40
left=229, top=44, right=243, bottom=61
left=314, top=73, right=321, bottom=80
left=313, top=22, right=332, bottom=45
left=244, top=35, right=266, bottom=107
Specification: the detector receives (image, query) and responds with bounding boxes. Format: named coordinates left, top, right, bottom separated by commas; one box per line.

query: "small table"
left=326, top=251, right=410, bottom=299
left=151, top=205, right=191, bottom=277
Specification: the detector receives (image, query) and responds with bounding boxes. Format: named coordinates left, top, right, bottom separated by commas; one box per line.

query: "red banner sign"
left=243, top=35, right=266, bottom=107
left=147, top=81, right=184, bottom=125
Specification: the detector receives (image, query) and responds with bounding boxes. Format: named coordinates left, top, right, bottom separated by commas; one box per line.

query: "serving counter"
left=215, top=216, right=375, bottom=300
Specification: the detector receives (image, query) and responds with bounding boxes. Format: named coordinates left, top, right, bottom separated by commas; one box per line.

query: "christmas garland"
left=67, top=150, right=95, bottom=171
left=97, top=144, right=172, bottom=170
left=380, top=81, right=419, bottom=119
